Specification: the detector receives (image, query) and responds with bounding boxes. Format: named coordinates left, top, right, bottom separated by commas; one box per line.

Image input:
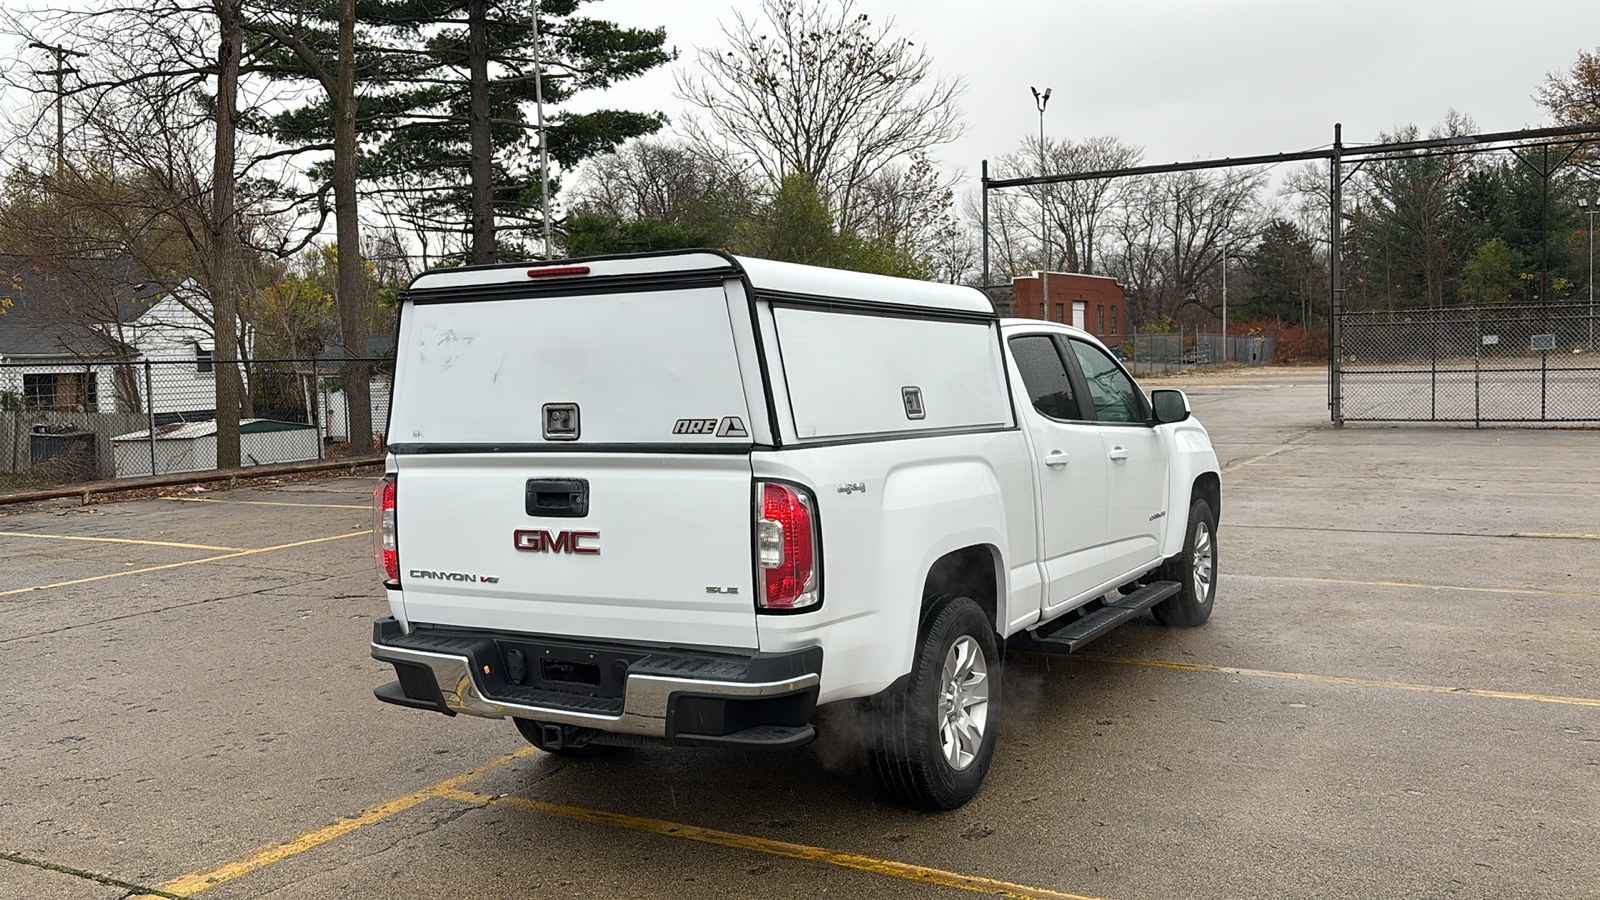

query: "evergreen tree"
left=366, top=0, right=672, bottom=262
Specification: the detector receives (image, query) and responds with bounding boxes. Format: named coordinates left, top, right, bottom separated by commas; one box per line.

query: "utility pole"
left=29, top=41, right=85, bottom=175
left=532, top=0, right=553, bottom=259
left=1031, top=86, right=1051, bottom=272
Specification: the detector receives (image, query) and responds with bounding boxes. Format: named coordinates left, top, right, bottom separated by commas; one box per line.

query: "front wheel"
left=868, top=595, right=1001, bottom=810
left=1152, top=498, right=1217, bottom=627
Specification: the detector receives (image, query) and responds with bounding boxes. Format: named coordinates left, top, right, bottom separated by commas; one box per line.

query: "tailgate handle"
left=526, top=478, right=589, bottom=518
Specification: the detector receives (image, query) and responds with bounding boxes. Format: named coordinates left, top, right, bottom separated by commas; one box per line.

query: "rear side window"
left=390, top=287, right=750, bottom=445
left=1068, top=339, right=1146, bottom=423
left=1008, top=335, right=1081, bottom=420
left=772, top=307, right=1012, bottom=439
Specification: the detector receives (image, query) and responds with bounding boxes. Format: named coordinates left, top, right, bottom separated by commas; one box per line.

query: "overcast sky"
left=580, top=0, right=1600, bottom=192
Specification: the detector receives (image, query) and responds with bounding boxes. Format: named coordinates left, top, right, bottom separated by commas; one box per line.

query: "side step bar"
left=1015, top=581, right=1182, bottom=654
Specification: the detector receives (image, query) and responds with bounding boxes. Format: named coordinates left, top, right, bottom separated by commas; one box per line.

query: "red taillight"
left=756, top=482, right=819, bottom=610
left=526, top=265, right=591, bottom=278
left=374, top=475, right=398, bottom=586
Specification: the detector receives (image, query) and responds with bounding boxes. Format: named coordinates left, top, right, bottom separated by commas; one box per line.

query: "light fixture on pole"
left=1581, top=197, right=1596, bottom=352
left=1031, top=86, right=1051, bottom=271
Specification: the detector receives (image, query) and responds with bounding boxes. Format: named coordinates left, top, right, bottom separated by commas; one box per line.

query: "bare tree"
left=677, top=0, right=963, bottom=234
left=989, top=135, right=1144, bottom=276
left=568, top=138, right=755, bottom=237
left=1104, top=167, right=1266, bottom=324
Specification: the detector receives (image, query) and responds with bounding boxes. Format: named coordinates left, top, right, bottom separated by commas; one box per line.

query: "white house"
left=0, top=256, right=251, bottom=478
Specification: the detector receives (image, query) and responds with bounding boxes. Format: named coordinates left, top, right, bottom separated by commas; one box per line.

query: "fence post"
left=144, top=361, right=157, bottom=476
left=1430, top=315, right=1437, bottom=421
left=312, top=351, right=323, bottom=460
left=1541, top=347, right=1548, bottom=421
left=1474, top=319, right=1481, bottom=429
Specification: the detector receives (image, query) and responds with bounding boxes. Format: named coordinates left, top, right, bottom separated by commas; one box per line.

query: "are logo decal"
left=673, top=416, right=748, bottom=438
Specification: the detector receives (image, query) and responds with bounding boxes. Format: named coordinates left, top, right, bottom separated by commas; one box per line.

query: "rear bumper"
left=370, top=618, right=821, bottom=746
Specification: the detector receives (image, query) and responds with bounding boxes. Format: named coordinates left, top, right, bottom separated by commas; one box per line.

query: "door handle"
left=1108, top=447, right=1130, bottom=462
left=1044, top=451, right=1070, bottom=468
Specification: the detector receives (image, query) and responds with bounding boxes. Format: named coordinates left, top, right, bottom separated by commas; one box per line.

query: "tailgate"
left=394, top=452, right=757, bottom=648
left=387, top=281, right=761, bottom=649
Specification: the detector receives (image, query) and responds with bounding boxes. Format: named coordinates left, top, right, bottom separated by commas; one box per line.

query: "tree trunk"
left=468, top=0, right=495, bottom=264
left=212, top=0, right=244, bottom=468
left=335, top=0, right=373, bottom=453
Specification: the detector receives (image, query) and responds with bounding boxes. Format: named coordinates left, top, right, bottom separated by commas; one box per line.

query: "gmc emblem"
left=513, top=529, right=600, bottom=554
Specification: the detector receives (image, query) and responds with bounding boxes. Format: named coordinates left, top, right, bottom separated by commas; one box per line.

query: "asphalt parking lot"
left=3, top=366, right=1597, bottom=900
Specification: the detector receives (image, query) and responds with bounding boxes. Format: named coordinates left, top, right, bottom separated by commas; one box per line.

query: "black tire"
left=512, top=718, right=619, bottom=757
left=1152, top=498, right=1217, bottom=628
left=868, top=595, right=1001, bottom=810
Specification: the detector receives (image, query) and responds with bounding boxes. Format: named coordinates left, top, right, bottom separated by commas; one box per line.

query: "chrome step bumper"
left=369, top=618, right=820, bottom=741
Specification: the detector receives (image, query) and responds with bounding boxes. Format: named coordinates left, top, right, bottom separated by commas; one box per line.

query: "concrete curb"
left=0, top=455, right=387, bottom=506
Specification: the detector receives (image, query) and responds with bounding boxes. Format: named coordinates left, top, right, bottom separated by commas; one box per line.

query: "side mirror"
left=1150, top=389, right=1190, bottom=424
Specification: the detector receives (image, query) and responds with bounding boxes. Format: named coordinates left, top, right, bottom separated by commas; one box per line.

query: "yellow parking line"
left=1073, top=654, right=1600, bottom=708
left=1231, top=572, right=1600, bottom=599
left=0, top=531, right=242, bottom=551
left=167, top=497, right=370, bottom=510
left=157, top=747, right=540, bottom=896
left=153, top=745, right=1106, bottom=900
left=446, top=789, right=1106, bottom=900
left=0, top=531, right=371, bottom=597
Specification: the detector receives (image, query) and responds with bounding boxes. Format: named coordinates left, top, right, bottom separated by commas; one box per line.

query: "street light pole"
left=1031, top=86, right=1051, bottom=271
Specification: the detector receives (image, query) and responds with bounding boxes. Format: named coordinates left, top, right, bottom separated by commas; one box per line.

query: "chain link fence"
left=1334, top=302, right=1600, bottom=424
left=1112, top=330, right=1277, bottom=376
left=0, top=357, right=392, bottom=490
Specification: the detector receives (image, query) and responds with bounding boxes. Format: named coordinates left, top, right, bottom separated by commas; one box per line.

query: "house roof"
left=0, top=255, right=172, bottom=359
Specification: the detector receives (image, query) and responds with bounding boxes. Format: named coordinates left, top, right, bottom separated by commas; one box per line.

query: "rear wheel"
left=1152, top=498, right=1217, bottom=627
left=868, top=595, right=1000, bottom=810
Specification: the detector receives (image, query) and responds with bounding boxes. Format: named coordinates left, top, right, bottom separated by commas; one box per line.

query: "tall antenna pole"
left=532, top=2, right=553, bottom=258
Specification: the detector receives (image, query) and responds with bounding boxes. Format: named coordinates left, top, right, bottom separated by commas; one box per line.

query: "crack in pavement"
left=0, top=850, right=184, bottom=900
left=1218, top=423, right=1329, bottom=473
left=0, top=575, right=339, bottom=645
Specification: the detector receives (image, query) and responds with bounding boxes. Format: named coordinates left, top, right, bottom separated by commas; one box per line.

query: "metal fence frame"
left=1332, top=303, right=1600, bottom=425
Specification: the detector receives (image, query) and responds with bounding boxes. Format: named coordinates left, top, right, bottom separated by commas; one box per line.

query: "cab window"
left=1008, top=335, right=1082, bottom=421
left=1067, top=339, right=1146, bottom=423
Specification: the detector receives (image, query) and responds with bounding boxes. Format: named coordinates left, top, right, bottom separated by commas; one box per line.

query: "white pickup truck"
left=371, top=251, right=1220, bottom=809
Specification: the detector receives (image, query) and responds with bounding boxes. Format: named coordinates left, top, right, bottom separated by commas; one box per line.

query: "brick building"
left=1010, top=271, right=1126, bottom=343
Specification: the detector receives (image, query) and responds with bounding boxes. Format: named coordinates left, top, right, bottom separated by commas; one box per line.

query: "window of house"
left=1038, top=302, right=1047, bottom=319
left=196, top=345, right=213, bottom=374
left=1097, top=305, right=1105, bottom=334
left=1110, top=306, right=1118, bottom=335
left=21, top=372, right=96, bottom=410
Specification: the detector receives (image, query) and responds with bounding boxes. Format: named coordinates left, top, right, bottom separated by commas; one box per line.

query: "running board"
left=1017, top=581, right=1183, bottom=654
